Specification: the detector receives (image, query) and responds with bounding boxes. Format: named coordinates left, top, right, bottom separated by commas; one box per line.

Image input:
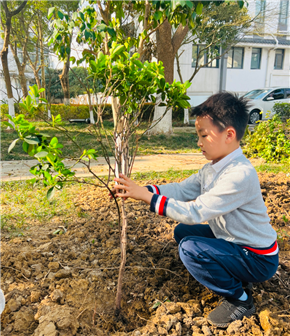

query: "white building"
left=175, top=0, right=290, bottom=107
left=0, top=38, right=52, bottom=104
left=0, top=39, right=33, bottom=103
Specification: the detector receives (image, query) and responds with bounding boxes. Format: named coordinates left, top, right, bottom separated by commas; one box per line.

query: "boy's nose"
left=197, top=139, right=203, bottom=147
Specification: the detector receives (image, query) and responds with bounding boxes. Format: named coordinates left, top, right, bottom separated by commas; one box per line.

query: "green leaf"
left=47, top=7, right=55, bottom=20
left=160, top=78, right=165, bottom=89
left=97, top=23, right=107, bottom=32
left=24, top=136, right=40, bottom=145
left=86, top=149, right=96, bottom=154
left=57, top=10, right=64, bottom=20
left=238, top=1, right=244, bottom=9
left=35, top=151, right=48, bottom=158
left=153, top=11, right=163, bottom=21
left=184, top=80, right=191, bottom=90
left=196, top=2, right=203, bottom=15
left=152, top=301, right=161, bottom=309
left=132, top=59, right=143, bottom=68
left=111, top=45, right=125, bottom=58
left=47, top=186, right=55, bottom=200
left=23, top=142, right=29, bottom=153
left=107, top=27, right=116, bottom=39
left=50, top=137, right=58, bottom=147
left=8, top=138, right=19, bottom=153
left=2, top=121, right=14, bottom=128
left=84, top=30, right=90, bottom=40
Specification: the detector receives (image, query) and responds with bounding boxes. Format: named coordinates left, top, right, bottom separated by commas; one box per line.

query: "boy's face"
left=195, top=115, right=239, bottom=164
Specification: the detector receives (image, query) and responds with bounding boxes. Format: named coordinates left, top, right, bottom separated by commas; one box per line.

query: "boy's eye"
left=201, top=135, right=207, bottom=138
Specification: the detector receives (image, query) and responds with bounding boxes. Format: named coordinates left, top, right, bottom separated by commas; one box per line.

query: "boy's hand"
left=108, top=187, right=128, bottom=201
left=113, top=173, right=153, bottom=204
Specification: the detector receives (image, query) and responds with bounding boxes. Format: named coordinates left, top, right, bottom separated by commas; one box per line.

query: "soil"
left=1, top=172, right=290, bottom=336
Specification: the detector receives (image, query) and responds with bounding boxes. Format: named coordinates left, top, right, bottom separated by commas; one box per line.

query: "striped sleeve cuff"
left=150, top=194, right=169, bottom=216
left=145, top=185, right=160, bottom=195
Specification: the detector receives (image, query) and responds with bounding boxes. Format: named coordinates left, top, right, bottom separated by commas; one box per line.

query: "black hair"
left=190, top=92, right=250, bottom=141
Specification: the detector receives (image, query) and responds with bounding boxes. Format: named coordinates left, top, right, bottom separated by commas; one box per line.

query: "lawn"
left=1, top=164, right=288, bottom=238
left=0, top=121, right=199, bottom=161
left=0, top=168, right=198, bottom=237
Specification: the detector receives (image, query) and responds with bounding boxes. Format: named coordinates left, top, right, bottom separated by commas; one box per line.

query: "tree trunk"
left=114, top=116, right=129, bottom=314
left=87, top=91, right=95, bottom=124
left=59, top=44, right=71, bottom=105
left=148, top=20, right=189, bottom=135
left=18, top=67, right=28, bottom=98
left=10, top=41, right=29, bottom=98
left=38, top=13, right=46, bottom=99
left=34, top=71, right=42, bottom=90
left=60, top=63, right=70, bottom=105
left=0, top=1, right=28, bottom=118
left=0, top=1, right=27, bottom=99
left=0, top=15, right=13, bottom=100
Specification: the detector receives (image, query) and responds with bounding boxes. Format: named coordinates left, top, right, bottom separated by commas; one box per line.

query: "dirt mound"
left=1, top=173, right=290, bottom=335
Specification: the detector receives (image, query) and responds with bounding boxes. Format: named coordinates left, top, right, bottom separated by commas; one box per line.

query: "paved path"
left=1, top=153, right=210, bottom=182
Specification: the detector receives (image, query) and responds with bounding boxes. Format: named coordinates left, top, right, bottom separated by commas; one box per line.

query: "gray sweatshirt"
left=147, top=154, right=277, bottom=251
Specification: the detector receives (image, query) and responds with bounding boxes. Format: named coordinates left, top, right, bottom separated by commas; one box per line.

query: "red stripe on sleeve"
left=153, top=185, right=160, bottom=194
left=159, top=196, right=166, bottom=215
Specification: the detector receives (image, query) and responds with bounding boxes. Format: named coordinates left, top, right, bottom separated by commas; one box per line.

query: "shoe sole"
left=207, top=306, right=256, bottom=328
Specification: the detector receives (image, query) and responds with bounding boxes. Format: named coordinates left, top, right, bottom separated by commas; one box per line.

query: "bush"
left=243, top=115, right=290, bottom=163
left=273, top=102, right=290, bottom=120
left=1, top=103, right=184, bottom=122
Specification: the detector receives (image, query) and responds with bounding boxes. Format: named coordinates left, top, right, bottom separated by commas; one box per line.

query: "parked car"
left=243, top=87, right=290, bottom=124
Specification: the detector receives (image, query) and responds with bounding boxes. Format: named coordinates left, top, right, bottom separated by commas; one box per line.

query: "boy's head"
left=191, top=92, right=250, bottom=164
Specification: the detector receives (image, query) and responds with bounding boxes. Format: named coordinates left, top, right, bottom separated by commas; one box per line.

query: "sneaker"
left=242, top=282, right=253, bottom=290
left=207, top=289, right=256, bottom=328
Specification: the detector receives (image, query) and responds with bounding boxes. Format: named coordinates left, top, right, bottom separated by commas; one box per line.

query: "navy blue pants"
left=175, top=224, right=279, bottom=299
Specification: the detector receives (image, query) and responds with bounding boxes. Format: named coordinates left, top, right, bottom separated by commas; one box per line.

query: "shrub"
left=1, top=103, right=184, bottom=122
left=273, top=102, right=290, bottom=120
left=243, top=115, right=290, bottom=163
left=0, top=104, right=8, bottom=118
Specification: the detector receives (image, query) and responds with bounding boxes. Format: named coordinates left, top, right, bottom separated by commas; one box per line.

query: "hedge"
left=273, top=102, right=290, bottom=120
left=0, top=103, right=185, bottom=122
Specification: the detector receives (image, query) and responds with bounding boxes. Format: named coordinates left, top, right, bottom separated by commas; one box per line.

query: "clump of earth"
left=1, top=172, right=290, bottom=336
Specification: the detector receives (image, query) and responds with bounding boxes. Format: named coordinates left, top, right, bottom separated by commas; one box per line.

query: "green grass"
left=1, top=163, right=288, bottom=237
left=1, top=168, right=199, bottom=237
left=1, top=121, right=199, bottom=161
left=0, top=179, right=84, bottom=237
left=132, top=168, right=198, bottom=181
left=255, top=163, right=290, bottom=174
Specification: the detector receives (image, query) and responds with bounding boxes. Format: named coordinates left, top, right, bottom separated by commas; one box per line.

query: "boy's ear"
left=225, top=127, right=237, bottom=143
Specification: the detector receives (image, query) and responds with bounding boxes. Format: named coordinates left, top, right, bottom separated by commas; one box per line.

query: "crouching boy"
left=113, top=92, right=279, bottom=327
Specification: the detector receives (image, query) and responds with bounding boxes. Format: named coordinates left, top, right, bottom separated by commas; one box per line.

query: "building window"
left=278, top=0, right=289, bottom=31
left=255, top=0, right=266, bottom=33
left=192, top=45, right=219, bottom=68
left=274, top=49, right=284, bottom=69
left=251, top=48, right=262, bottom=69
left=227, top=47, right=244, bottom=69
left=256, top=0, right=266, bottom=22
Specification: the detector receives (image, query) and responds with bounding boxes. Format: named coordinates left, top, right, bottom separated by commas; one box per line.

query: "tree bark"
left=59, top=47, right=71, bottom=105
left=10, top=42, right=29, bottom=98
left=0, top=1, right=27, bottom=100
left=17, top=68, right=28, bottom=98
left=38, top=12, right=46, bottom=99
left=114, top=116, right=129, bottom=314
left=148, top=20, right=189, bottom=135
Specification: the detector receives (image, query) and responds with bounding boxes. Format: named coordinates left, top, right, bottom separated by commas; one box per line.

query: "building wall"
left=0, top=38, right=50, bottom=103
left=174, top=0, right=290, bottom=106
left=225, top=45, right=267, bottom=94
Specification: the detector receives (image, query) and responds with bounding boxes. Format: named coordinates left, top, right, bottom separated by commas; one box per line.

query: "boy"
left=113, top=92, right=278, bottom=327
